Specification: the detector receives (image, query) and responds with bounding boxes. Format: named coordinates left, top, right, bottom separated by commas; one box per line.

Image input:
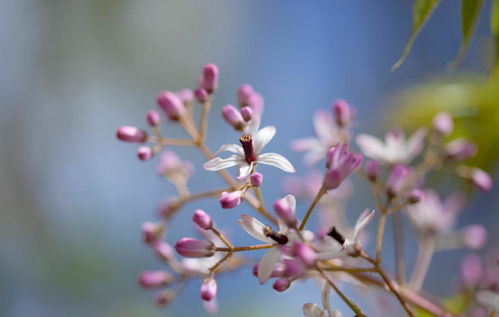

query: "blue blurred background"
left=1, top=1, right=497, bottom=316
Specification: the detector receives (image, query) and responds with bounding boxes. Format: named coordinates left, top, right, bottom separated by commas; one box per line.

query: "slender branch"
left=299, top=186, right=327, bottom=231
left=317, top=268, right=365, bottom=316
left=210, top=227, right=233, bottom=249
left=392, top=211, right=406, bottom=284
left=409, top=238, right=435, bottom=291
left=157, top=138, right=197, bottom=146
left=198, top=100, right=211, bottom=143
left=375, top=214, right=387, bottom=261
left=215, top=244, right=275, bottom=252
left=209, top=251, right=233, bottom=273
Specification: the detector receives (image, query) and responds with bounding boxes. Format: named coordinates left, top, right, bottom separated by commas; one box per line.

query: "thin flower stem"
left=157, top=138, right=197, bottom=146
left=375, top=214, right=387, bottom=261
left=299, top=186, right=327, bottom=231
left=215, top=244, right=275, bottom=252
left=209, top=251, right=233, bottom=273
left=210, top=227, right=233, bottom=249
left=181, top=188, right=230, bottom=202
left=392, top=211, right=406, bottom=284
left=322, top=266, right=377, bottom=273
left=409, top=238, right=435, bottom=291
left=317, top=268, right=365, bottom=316
left=198, top=100, right=211, bottom=143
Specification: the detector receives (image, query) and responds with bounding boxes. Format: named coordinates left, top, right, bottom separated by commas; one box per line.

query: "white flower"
left=238, top=195, right=298, bottom=283
left=476, top=290, right=499, bottom=312
left=204, top=124, right=295, bottom=178
left=303, top=303, right=326, bottom=317
left=291, top=110, right=342, bottom=166
left=316, top=209, right=375, bottom=260
left=356, top=128, right=427, bottom=165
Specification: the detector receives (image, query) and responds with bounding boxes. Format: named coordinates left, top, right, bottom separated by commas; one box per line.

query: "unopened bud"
left=463, top=225, right=487, bottom=250
left=142, top=222, right=164, bottom=245
left=138, top=270, right=173, bottom=288
left=433, top=112, right=453, bottom=136
left=273, top=278, right=291, bottom=292
left=192, top=209, right=213, bottom=230
left=292, top=242, right=317, bottom=267
left=221, top=105, right=245, bottom=130
left=200, top=277, right=217, bottom=301
left=219, top=191, right=242, bottom=209
left=194, top=88, right=209, bottom=103
left=365, top=160, right=380, bottom=182
left=137, top=146, right=153, bottom=161
left=249, top=172, right=263, bottom=187
left=154, top=290, right=176, bottom=306
left=386, top=164, right=410, bottom=198
left=116, top=126, right=147, bottom=143
left=157, top=91, right=185, bottom=121
left=175, top=238, right=215, bottom=258
left=332, top=99, right=353, bottom=128
left=444, top=139, right=477, bottom=162
left=237, top=84, right=254, bottom=107
left=146, top=110, right=161, bottom=126
left=199, top=64, right=219, bottom=93
left=273, top=195, right=297, bottom=228
left=240, top=106, right=253, bottom=122
left=154, top=241, right=174, bottom=262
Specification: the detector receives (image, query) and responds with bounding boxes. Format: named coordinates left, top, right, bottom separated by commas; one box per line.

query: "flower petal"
left=353, top=209, right=375, bottom=242
left=215, top=143, right=244, bottom=156
left=257, top=246, right=281, bottom=284
left=203, top=155, right=242, bottom=171
left=313, top=110, right=337, bottom=144
left=253, top=126, right=276, bottom=153
left=290, top=137, right=321, bottom=152
left=238, top=214, right=273, bottom=243
left=238, top=163, right=252, bottom=179
left=356, top=134, right=386, bottom=163
left=303, top=303, right=325, bottom=317
left=476, top=290, right=499, bottom=312
left=257, top=152, right=296, bottom=173
left=406, top=128, right=427, bottom=162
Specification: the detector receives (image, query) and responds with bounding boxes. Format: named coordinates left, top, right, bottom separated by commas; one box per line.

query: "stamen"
left=263, top=226, right=289, bottom=245
left=327, top=227, right=345, bottom=245
left=239, top=133, right=256, bottom=163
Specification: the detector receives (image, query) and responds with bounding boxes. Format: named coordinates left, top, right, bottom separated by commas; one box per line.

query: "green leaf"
left=449, top=0, right=484, bottom=69
left=492, top=0, right=499, bottom=74
left=392, top=0, right=442, bottom=71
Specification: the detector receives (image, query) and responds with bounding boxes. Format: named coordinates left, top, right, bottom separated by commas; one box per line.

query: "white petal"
left=476, top=290, right=499, bottom=312
left=238, top=214, right=273, bottom=243
left=313, top=110, right=337, bottom=144
left=238, top=163, right=252, bottom=179
left=284, top=194, right=296, bottom=215
left=203, top=155, right=242, bottom=171
left=303, top=303, right=325, bottom=317
left=257, top=152, right=296, bottom=173
left=215, top=143, right=244, bottom=156
left=353, top=209, right=375, bottom=242
left=257, top=246, right=281, bottom=284
left=291, top=137, right=321, bottom=152
left=405, top=128, right=427, bottom=162
left=253, top=126, right=276, bottom=153
left=356, top=134, right=387, bottom=163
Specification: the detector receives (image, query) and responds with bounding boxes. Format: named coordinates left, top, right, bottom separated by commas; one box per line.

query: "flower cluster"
left=117, top=64, right=495, bottom=316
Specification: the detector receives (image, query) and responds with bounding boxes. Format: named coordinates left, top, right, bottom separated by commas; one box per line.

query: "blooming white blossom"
left=356, top=128, right=427, bottom=165
left=238, top=195, right=298, bottom=283
left=316, top=209, right=375, bottom=260
left=204, top=124, right=295, bottom=178
left=476, top=290, right=499, bottom=312
left=291, top=110, right=342, bottom=166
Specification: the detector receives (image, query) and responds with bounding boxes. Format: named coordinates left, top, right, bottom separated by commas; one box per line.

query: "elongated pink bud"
left=460, top=254, right=483, bottom=287
left=221, top=105, right=245, bottom=130
left=273, top=197, right=297, bottom=228
left=249, top=172, right=263, bottom=187
left=365, top=160, right=380, bottom=182
left=176, top=89, right=193, bottom=104
left=116, top=126, right=147, bottom=143
left=444, top=139, right=477, bottom=162
left=332, top=99, right=352, bottom=128
left=175, top=238, right=215, bottom=258
left=192, top=209, right=213, bottom=230
left=138, top=270, right=173, bottom=288
left=200, top=277, right=217, bottom=301
left=154, top=241, right=174, bottom=262
left=433, top=112, right=453, bottom=135
left=240, top=106, right=253, bottom=122
left=219, top=191, right=242, bottom=209
left=323, top=144, right=362, bottom=190
left=194, top=88, right=209, bottom=103
left=157, top=91, right=185, bottom=121
left=199, top=64, right=219, bottom=93
left=237, top=84, right=254, bottom=107
left=470, top=168, right=493, bottom=192
left=273, top=278, right=291, bottom=292
left=146, top=110, right=161, bottom=126
left=155, top=289, right=176, bottom=306
left=292, top=242, right=317, bottom=267
left=463, top=225, right=487, bottom=250
left=137, top=146, right=153, bottom=161
left=386, top=164, right=410, bottom=198
left=142, top=222, right=164, bottom=245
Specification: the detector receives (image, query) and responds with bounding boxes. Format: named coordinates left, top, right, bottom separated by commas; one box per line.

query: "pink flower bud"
left=176, top=89, right=194, bottom=104
left=237, top=84, right=254, bottom=107
left=332, top=99, right=353, bottom=128
left=323, top=144, right=362, bottom=190
left=219, top=191, right=242, bottom=209
left=138, top=270, right=173, bottom=288
left=463, top=225, right=487, bottom=250
left=154, top=241, right=174, bottom=262
left=221, top=105, right=245, bottom=130
left=199, top=64, right=219, bottom=93
left=273, top=197, right=297, bottom=228
left=240, top=106, right=253, bottom=122
left=386, top=164, right=410, bottom=198
left=137, top=146, right=153, bottom=161
left=470, top=168, right=493, bottom=192
left=283, top=259, right=307, bottom=278
left=273, top=278, right=291, bottom=292
left=365, top=160, right=380, bottom=182
left=192, top=209, right=213, bottom=230
left=142, top=222, right=164, bottom=245
left=155, top=289, right=176, bottom=306
left=194, top=88, right=209, bottom=103
left=175, top=238, right=215, bottom=258
left=444, top=139, right=477, bottom=162
left=249, top=172, right=263, bottom=187
left=156, top=91, right=185, bottom=121
left=460, top=254, right=483, bottom=287
left=433, top=112, right=453, bottom=135
left=146, top=110, right=161, bottom=126
left=292, top=242, right=317, bottom=267
left=200, top=277, right=217, bottom=301
left=408, top=189, right=424, bottom=204
left=116, top=126, right=147, bottom=143
left=252, top=262, right=285, bottom=278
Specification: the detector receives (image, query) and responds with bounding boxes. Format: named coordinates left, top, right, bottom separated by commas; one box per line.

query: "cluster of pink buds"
left=117, top=64, right=495, bottom=316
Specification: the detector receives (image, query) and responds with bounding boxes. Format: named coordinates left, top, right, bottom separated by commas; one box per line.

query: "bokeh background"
left=1, top=1, right=498, bottom=316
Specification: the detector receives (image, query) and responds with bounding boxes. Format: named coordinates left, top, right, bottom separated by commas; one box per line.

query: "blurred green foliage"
left=389, top=75, right=499, bottom=171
